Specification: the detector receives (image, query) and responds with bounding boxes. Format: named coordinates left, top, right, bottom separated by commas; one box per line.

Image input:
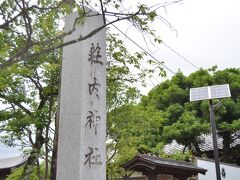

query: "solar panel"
left=210, top=84, right=231, bottom=99
left=190, top=84, right=231, bottom=101
left=190, top=86, right=209, bottom=101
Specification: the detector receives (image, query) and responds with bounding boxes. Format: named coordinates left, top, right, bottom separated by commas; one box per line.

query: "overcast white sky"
left=114, top=0, right=240, bottom=94
left=156, top=0, right=240, bottom=74
left=0, top=144, right=22, bottom=159
left=1, top=0, right=240, bottom=158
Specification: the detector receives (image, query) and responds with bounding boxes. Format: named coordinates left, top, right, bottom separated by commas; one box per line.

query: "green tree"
left=107, top=104, right=165, bottom=178
left=0, top=50, right=60, bottom=179
left=6, top=163, right=45, bottom=180
left=141, top=68, right=240, bottom=164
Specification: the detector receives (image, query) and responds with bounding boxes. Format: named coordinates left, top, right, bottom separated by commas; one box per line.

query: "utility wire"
left=87, top=3, right=198, bottom=74
left=87, top=3, right=176, bottom=76
left=139, top=63, right=161, bottom=85
left=111, top=23, right=177, bottom=75
left=107, top=31, right=160, bottom=86
left=161, top=42, right=200, bottom=70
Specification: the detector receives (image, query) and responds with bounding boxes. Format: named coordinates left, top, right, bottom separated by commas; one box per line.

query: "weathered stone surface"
left=57, top=8, right=106, bottom=180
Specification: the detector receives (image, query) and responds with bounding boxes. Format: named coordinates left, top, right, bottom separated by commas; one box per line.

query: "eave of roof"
left=164, top=131, right=240, bottom=154
left=123, top=154, right=207, bottom=175
left=0, top=156, right=28, bottom=170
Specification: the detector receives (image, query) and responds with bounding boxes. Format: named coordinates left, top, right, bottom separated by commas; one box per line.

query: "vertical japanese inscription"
left=84, top=147, right=102, bottom=167
left=85, top=110, right=101, bottom=135
left=88, top=43, right=103, bottom=65
left=88, top=77, right=101, bottom=99
left=84, top=43, right=103, bottom=167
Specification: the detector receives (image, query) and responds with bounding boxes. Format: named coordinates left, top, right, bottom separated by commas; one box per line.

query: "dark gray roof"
left=0, top=156, right=27, bottom=170
left=123, top=154, right=207, bottom=176
left=164, top=132, right=240, bottom=154
left=137, top=154, right=206, bottom=173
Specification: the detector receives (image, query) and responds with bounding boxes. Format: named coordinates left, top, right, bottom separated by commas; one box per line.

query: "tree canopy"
left=140, top=68, right=240, bottom=163
left=105, top=68, right=240, bottom=178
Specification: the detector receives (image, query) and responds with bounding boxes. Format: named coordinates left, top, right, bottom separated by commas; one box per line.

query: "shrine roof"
left=164, top=131, right=240, bottom=154
left=0, top=156, right=27, bottom=170
left=123, top=154, right=207, bottom=176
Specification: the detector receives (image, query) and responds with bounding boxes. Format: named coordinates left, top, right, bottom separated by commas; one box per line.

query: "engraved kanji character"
left=88, top=77, right=101, bottom=99
left=88, top=43, right=103, bottom=65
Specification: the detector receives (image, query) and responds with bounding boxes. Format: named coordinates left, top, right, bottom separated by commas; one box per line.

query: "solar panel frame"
left=210, top=84, right=231, bottom=99
left=190, top=86, right=209, bottom=101
left=190, top=84, right=231, bottom=101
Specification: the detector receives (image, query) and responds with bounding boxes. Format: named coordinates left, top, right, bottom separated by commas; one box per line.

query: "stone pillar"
left=57, top=8, right=106, bottom=180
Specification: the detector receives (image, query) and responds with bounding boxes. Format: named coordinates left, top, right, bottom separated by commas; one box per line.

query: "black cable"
left=111, top=23, right=177, bottom=75
left=161, top=42, right=200, bottom=70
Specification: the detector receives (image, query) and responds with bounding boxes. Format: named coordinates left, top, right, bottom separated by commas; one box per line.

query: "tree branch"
left=0, top=2, right=63, bottom=30
left=99, top=0, right=106, bottom=25
left=107, top=141, right=119, bottom=163
left=0, top=94, right=32, bottom=116
left=0, top=10, right=141, bottom=69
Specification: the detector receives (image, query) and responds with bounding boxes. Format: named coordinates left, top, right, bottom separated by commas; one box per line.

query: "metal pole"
left=209, top=100, right=221, bottom=180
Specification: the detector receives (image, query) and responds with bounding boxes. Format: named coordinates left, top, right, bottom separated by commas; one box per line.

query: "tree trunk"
left=222, top=131, right=231, bottom=162
left=21, top=129, right=45, bottom=179
left=50, top=112, right=59, bottom=180
left=36, top=159, right=41, bottom=180
left=192, top=141, right=202, bottom=157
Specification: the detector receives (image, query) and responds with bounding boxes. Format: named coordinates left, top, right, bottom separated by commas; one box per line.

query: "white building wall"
left=197, top=158, right=240, bottom=180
